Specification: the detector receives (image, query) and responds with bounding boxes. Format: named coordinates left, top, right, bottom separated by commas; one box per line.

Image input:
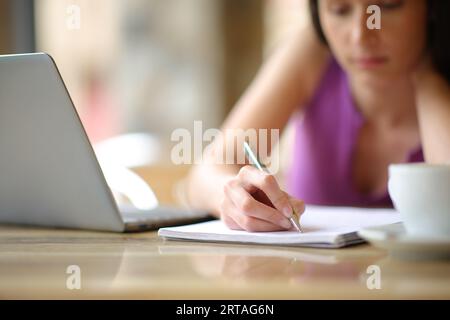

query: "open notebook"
left=158, top=206, right=402, bottom=248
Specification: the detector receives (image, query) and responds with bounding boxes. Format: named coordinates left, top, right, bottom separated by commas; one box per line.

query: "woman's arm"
left=415, top=62, right=450, bottom=164
left=186, top=24, right=329, bottom=220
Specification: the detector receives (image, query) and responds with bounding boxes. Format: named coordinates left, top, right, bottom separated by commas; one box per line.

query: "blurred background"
left=0, top=0, right=308, bottom=203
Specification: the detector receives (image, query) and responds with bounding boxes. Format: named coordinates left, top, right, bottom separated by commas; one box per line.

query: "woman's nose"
left=350, top=8, right=379, bottom=48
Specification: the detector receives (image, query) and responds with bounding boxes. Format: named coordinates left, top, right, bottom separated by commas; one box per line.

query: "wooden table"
left=0, top=165, right=449, bottom=299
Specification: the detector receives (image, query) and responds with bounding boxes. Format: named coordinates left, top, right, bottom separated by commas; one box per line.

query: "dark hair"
left=309, top=0, right=450, bottom=82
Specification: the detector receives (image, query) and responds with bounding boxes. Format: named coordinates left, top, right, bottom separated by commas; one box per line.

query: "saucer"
left=358, top=223, right=450, bottom=260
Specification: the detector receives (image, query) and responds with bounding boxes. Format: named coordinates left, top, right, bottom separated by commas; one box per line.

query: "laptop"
left=0, top=53, right=212, bottom=232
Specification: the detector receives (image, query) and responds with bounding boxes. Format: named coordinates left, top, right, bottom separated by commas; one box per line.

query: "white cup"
left=388, top=163, right=450, bottom=238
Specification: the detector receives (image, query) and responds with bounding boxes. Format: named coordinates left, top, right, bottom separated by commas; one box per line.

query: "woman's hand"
left=219, top=165, right=305, bottom=232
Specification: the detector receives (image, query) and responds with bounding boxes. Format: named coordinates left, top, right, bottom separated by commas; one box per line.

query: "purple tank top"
left=287, top=59, right=423, bottom=208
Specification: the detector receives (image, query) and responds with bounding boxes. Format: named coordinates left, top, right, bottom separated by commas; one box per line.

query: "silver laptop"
left=0, top=53, right=211, bottom=232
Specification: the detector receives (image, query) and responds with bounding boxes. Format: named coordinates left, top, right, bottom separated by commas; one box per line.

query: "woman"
left=186, top=0, right=450, bottom=232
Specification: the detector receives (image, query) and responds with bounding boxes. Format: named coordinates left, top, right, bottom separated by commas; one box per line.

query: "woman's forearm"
left=416, top=72, right=450, bottom=164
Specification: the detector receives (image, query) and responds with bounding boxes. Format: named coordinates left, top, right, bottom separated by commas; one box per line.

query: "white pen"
left=243, top=141, right=303, bottom=232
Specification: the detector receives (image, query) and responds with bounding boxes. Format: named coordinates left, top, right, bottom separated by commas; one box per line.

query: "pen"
left=243, top=141, right=303, bottom=232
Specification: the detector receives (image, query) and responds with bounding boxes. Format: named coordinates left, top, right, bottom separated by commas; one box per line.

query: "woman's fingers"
left=220, top=207, right=241, bottom=230
left=284, top=193, right=306, bottom=231
left=226, top=203, right=288, bottom=232
left=237, top=166, right=293, bottom=218
left=219, top=165, right=307, bottom=232
left=285, top=192, right=306, bottom=218
left=224, top=179, right=292, bottom=229
left=220, top=195, right=283, bottom=231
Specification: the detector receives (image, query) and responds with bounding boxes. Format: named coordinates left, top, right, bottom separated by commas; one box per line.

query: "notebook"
left=158, top=205, right=402, bottom=248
